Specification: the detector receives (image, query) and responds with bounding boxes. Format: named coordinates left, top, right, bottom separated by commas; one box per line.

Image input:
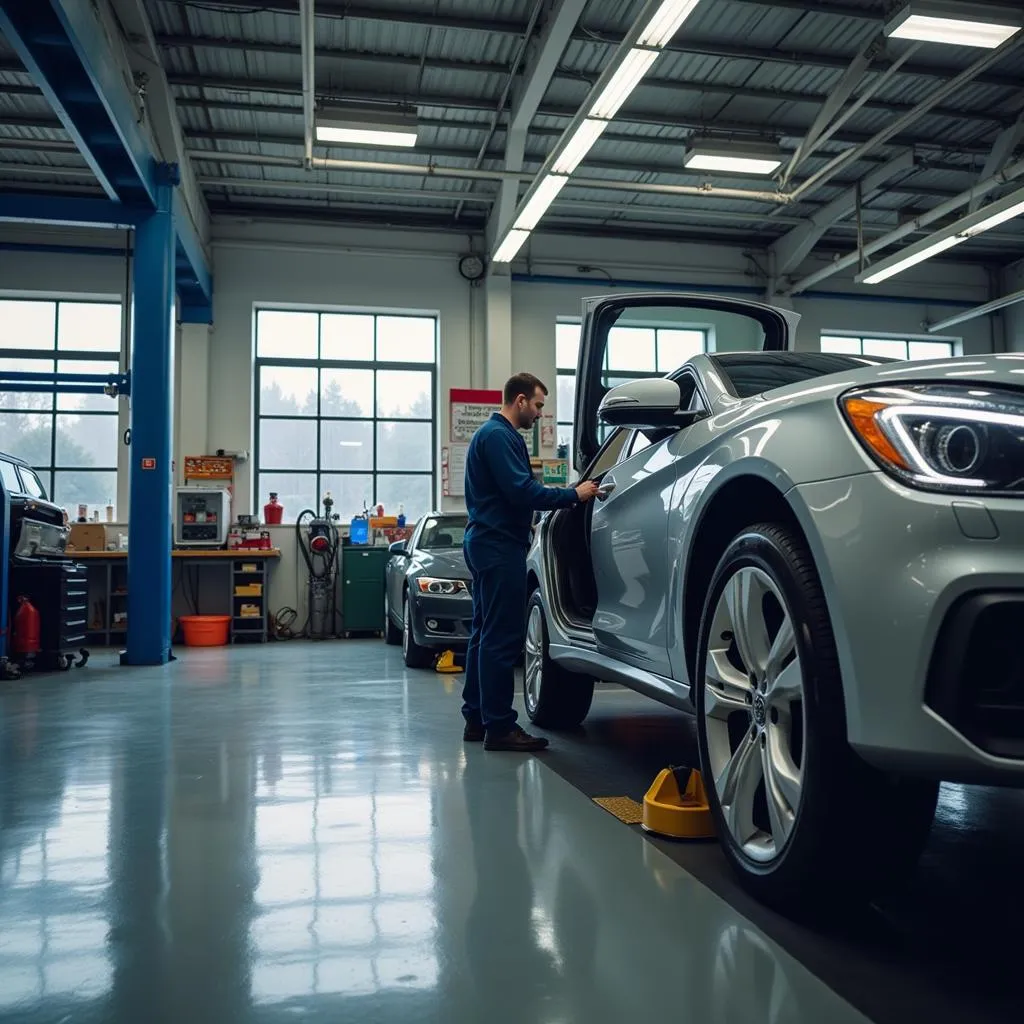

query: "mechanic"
left=462, top=372, right=600, bottom=752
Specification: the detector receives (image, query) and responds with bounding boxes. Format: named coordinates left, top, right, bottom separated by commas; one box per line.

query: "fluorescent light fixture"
left=965, top=198, right=1024, bottom=234
left=552, top=118, right=609, bottom=175
left=589, top=48, right=660, bottom=120
left=683, top=139, right=784, bottom=175
left=492, top=229, right=531, bottom=264
left=637, top=0, right=702, bottom=47
left=316, top=107, right=419, bottom=147
left=859, top=236, right=962, bottom=284
left=513, top=174, right=569, bottom=232
left=884, top=1, right=1021, bottom=48
left=859, top=185, right=1024, bottom=284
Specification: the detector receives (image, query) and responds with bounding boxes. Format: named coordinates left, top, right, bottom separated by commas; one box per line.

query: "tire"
left=402, top=593, right=434, bottom=669
left=523, top=590, right=595, bottom=729
left=384, top=595, right=402, bottom=645
left=694, top=522, right=938, bottom=916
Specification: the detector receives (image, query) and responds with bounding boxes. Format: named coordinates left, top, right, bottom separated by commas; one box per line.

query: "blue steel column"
left=124, top=164, right=178, bottom=666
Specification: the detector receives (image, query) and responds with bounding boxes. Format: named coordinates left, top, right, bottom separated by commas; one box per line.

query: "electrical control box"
left=175, top=487, right=231, bottom=547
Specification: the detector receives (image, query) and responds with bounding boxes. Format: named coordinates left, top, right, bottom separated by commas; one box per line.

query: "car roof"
left=0, top=451, right=30, bottom=467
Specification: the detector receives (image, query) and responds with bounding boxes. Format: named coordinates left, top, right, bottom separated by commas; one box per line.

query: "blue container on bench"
left=349, top=516, right=369, bottom=545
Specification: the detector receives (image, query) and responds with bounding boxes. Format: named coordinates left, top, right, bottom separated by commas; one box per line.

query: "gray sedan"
left=526, top=289, right=1024, bottom=915
left=385, top=512, right=472, bottom=668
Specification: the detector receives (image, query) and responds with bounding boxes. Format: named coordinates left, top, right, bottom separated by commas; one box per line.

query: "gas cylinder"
left=11, top=595, right=40, bottom=656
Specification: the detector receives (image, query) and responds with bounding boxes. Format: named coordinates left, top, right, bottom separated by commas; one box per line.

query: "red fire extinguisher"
left=11, top=595, right=41, bottom=657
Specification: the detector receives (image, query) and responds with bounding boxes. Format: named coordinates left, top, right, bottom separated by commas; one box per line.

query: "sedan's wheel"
left=523, top=590, right=595, bottom=729
left=703, top=565, right=804, bottom=864
left=695, top=523, right=938, bottom=916
left=384, top=594, right=401, bottom=645
left=402, top=594, right=433, bottom=669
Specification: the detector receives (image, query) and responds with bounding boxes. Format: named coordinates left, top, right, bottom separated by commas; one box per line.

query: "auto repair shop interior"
left=2, top=0, right=1024, bottom=1022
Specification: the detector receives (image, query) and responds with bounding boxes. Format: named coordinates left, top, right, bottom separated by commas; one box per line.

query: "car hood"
left=415, top=549, right=470, bottom=581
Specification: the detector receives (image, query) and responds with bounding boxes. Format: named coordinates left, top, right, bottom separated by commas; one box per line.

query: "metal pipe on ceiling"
left=299, top=0, right=315, bottom=167
left=790, top=156, right=1024, bottom=294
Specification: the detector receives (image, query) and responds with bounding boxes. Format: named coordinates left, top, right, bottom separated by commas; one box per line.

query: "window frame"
left=0, top=297, right=122, bottom=511
left=253, top=308, right=439, bottom=523
left=555, top=319, right=710, bottom=452
left=820, top=332, right=960, bottom=361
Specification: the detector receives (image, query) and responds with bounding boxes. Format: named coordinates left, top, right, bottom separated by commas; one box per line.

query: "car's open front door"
left=572, top=292, right=799, bottom=473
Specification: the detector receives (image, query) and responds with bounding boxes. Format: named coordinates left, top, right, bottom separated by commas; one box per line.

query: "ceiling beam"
left=152, top=34, right=1008, bottom=125
left=160, top=72, right=999, bottom=155
left=969, top=110, right=1024, bottom=212
left=771, top=149, right=916, bottom=275
left=491, top=0, right=587, bottom=243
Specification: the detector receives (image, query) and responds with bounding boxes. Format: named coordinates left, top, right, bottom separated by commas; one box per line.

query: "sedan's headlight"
left=841, top=384, right=1024, bottom=495
left=417, top=578, right=469, bottom=596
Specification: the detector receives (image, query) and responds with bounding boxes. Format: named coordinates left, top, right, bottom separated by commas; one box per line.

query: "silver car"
left=526, top=291, right=1024, bottom=914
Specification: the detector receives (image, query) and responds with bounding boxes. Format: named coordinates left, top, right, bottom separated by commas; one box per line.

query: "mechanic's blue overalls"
left=462, top=412, right=578, bottom=737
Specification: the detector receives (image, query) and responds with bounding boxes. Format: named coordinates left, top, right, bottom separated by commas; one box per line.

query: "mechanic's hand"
left=575, top=480, right=601, bottom=503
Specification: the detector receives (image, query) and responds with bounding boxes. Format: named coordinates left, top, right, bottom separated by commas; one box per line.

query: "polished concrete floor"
left=0, top=641, right=872, bottom=1024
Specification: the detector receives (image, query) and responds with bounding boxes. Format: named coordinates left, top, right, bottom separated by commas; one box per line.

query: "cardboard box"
left=69, top=524, right=106, bottom=552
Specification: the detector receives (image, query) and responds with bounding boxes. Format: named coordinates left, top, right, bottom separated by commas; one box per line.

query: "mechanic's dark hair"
left=504, top=372, right=548, bottom=405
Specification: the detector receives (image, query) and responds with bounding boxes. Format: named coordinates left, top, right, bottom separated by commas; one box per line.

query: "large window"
left=255, top=310, right=437, bottom=524
left=820, top=334, right=957, bottom=361
left=555, top=320, right=707, bottom=455
left=0, top=298, right=121, bottom=517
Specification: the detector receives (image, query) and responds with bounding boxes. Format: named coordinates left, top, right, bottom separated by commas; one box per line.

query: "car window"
left=710, top=352, right=894, bottom=399
left=18, top=467, right=45, bottom=499
left=0, top=460, right=21, bottom=494
left=587, top=428, right=630, bottom=478
left=418, top=516, right=468, bottom=549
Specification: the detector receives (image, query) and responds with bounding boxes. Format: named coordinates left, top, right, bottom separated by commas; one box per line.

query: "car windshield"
left=19, top=468, right=46, bottom=499
left=418, top=516, right=468, bottom=550
left=710, top=352, right=895, bottom=399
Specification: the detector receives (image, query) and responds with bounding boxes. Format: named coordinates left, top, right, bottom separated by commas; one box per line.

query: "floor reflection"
left=0, top=644, right=866, bottom=1024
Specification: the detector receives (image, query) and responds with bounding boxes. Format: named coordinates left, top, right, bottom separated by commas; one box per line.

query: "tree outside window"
left=0, top=299, right=121, bottom=518
left=255, top=311, right=437, bottom=524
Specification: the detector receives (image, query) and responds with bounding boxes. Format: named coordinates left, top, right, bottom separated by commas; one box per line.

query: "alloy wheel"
left=703, top=566, right=805, bottom=863
left=524, top=603, right=544, bottom=713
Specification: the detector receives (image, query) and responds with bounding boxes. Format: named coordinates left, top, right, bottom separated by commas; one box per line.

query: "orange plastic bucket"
left=179, top=614, right=231, bottom=647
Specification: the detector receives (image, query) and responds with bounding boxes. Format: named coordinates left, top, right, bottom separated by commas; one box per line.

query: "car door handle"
left=597, top=479, right=616, bottom=500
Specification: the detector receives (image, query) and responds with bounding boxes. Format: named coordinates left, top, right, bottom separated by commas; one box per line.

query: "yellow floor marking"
left=593, top=796, right=644, bottom=824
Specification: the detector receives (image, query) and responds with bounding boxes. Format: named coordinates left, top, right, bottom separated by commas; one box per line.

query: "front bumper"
left=792, top=470, right=1024, bottom=784
left=409, top=592, right=473, bottom=649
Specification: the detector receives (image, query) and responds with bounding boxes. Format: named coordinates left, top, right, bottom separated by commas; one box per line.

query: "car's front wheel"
left=523, top=590, right=595, bottom=729
left=695, top=523, right=938, bottom=916
left=403, top=593, right=433, bottom=669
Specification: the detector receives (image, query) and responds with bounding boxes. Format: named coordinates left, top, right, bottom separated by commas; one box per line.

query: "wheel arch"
left=682, top=473, right=812, bottom=688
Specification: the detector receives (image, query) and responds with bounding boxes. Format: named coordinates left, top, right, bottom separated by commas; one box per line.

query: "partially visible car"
left=525, top=289, right=1024, bottom=916
left=385, top=512, right=472, bottom=668
left=0, top=452, right=68, bottom=560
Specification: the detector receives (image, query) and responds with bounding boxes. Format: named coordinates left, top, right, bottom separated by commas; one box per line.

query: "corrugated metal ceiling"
left=0, top=0, right=1022, bottom=258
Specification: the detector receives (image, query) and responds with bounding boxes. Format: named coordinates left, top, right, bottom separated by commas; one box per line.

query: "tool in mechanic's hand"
left=597, top=480, right=616, bottom=501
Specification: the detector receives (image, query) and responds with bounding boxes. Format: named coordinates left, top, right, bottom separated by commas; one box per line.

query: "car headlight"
left=840, top=384, right=1024, bottom=495
left=416, top=578, right=469, bottom=596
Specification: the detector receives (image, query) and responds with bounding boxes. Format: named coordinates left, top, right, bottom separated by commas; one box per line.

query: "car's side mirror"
left=598, top=379, right=701, bottom=429
left=389, top=541, right=409, bottom=556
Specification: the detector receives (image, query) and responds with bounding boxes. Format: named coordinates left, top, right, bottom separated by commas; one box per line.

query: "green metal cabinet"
left=341, top=545, right=390, bottom=635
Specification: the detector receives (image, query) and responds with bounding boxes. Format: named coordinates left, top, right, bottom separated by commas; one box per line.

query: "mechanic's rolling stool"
left=642, top=765, right=716, bottom=840
left=434, top=649, right=462, bottom=673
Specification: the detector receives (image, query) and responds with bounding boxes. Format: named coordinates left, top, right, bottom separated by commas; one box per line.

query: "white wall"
left=0, top=219, right=1002, bottom=625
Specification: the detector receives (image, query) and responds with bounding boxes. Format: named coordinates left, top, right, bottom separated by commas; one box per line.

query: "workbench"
left=69, top=549, right=281, bottom=645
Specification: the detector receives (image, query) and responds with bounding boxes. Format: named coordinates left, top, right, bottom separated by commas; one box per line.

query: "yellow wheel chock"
left=434, top=649, right=462, bottom=674
left=642, top=765, right=716, bottom=840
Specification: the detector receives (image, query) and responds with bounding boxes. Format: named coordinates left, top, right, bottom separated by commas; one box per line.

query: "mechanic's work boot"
left=463, top=719, right=485, bottom=742
left=484, top=725, right=550, bottom=752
